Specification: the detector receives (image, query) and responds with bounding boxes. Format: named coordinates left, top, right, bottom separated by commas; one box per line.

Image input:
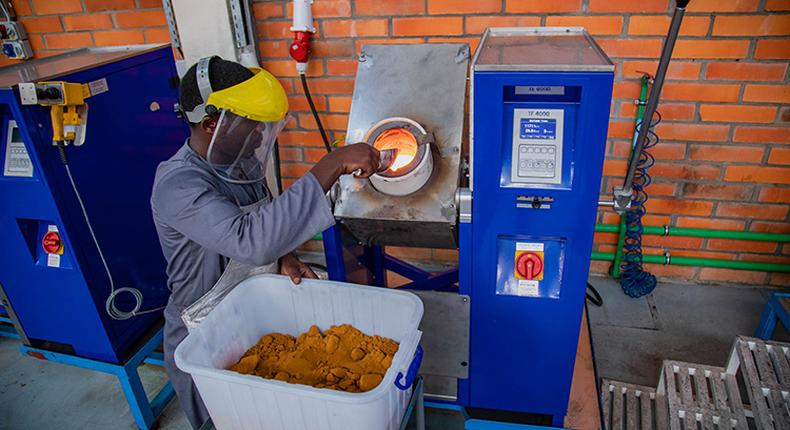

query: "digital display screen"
left=10, top=126, right=21, bottom=143
left=520, top=118, right=556, bottom=140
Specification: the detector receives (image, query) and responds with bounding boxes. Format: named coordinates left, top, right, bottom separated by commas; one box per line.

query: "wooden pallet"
left=601, top=379, right=668, bottom=430
left=727, top=336, right=790, bottom=429
left=658, top=361, right=748, bottom=430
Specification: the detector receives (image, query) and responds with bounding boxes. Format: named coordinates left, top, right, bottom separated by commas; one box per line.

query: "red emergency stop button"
left=42, top=231, right=62, bottom=254
left=516, top=252, right=543, bottom=280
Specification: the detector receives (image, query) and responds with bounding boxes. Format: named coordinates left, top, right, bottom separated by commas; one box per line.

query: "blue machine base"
left=9, top=325, right=173, bottom=430
left=755, top=292, right=790, bottom=340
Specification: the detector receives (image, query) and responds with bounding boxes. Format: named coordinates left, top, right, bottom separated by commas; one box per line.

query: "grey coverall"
left=150, top=142, right=335, bottom=429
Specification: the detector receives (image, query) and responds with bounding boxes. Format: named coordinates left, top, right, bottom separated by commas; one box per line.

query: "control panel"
left=509, top=108, right=564, bottom=185
left=3, top=120, right=33, bottom=177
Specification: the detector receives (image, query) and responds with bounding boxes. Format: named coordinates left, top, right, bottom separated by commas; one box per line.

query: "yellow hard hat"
left=206, top=68, right=288, bottom=122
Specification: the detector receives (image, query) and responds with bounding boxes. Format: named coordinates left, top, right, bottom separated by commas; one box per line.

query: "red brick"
left=725, top=166, right=790, bottom=184
left=676, top=217, right=746, bottom=230
left=672, top=250, right=738, bottom=260
left=32, top=0, right=81, bottom=14
left=644, top=183, right=677, bottom=196
left=257, top=21, right=292, bottom=39
left=750, top=222, right=790, bottom=234
left=758, top=187, right=790, bottom=203
left=278, top=147, right=302, bottom=162
left=590, top=0, right=666, bottom=12
left=689, top=144, right=764, bottom=163
left=644, top=264, right=700, bottom=280
left=662, top=83, right=740, bottom=102
left=280, top=162, right=313, bottom=178
left=607, top=120, right=635, bottom=139
left=687, top=0, right=759, bottom=12
left=465, top=16, right=542, bottom=34
left=393, top=17, right=462, bottom=37
left=611, top=142, right=686, bottom=160
left=651, top=164, right=721, bottom=181
left=45, top=32, right=93, bottom=50
left=286, top=94, right=327, bottom=112
left=699, top=268, right=767, bottom=285
left=768, top=148, right=790, bottom=165
left=294, top=77, right=354, bottom=95
left=602, top=159, right=628, bottom=177
left=144, top=27, right=170, bottom=44
left=700, top=105, right=777, bottom=124
left=354, top=38, right=424, bottom=51
left=656, top=123, right=730, bottom=142
left=93, top=29, right=145, bottom=47
left=629, top=15, right=710, bottom=36
left=85, top=0, right=134, bottom=11
left=545, top=16, right=623, bottom=35
left=506, top=0, right=580, bottom=12
left=328, top=96, right=352, bottom=113
left=770, top=273, right=790, bottom=287
left=708, top=238, right=780, bottom=253
left=28, top=34, right=45, bottom=52
left=713, top=15, right=790, bottom=36
left=138, top=0, right=162, bottom=7
left=672, top=40, right=750, bottom=59
left=10, top=0, right=32, bottom=15
left=767, top=0, right=790, bottom=11
left=755, top=40, right=790, bottom=59
left=20, top=16, right=63, bottom=33
left=716, top=203, right=788, bottom=220
left=593, top=232, right=619, bottom=244
left=115, top=10, right=167, bottom=28
left=298, top=112, right=348, bottom=131
left=733, top=127, right=790, bottom=144
left=705, top=62, right=788, bottom=81
left=253, top=2, right=285, bottom=19
left=597, top=38, right=663, bottom=58
left=681, top=183, right=753, bottom=200
left=63, top=14, right=113, bottom=31
left=327, top=59, right=358, bottom=76
left=311, top=40, right=355, bottom=57
left=645, top=198, right=714, bottom=216
left=621, top=61, right=700, bottom=80
left=642, top=235, right=704, bottom=249
left=744, top=85, right=790, bottom=104
left=322, top=19, right=388, bottom=38
left=658, top=104, right=696, bottom=121
left=278, top=130, right=326, bottom=147
left=264, top=59, right=323, bottom=78
left=429, top=0, right=500, bottom=14
left=304, top=148, right=330, bottom=163
left=612, top=81, right=642, bottom=98
left=356, top=0, right=423, bottom=16
left=258, top=41, right=291, bottom=59
left=287, top=0, right=351, bottom=18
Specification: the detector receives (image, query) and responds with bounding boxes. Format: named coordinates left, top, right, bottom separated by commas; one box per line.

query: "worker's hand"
left=279, top=253, right=318, bottom=285
left=309, top=143, right=380, bottom=191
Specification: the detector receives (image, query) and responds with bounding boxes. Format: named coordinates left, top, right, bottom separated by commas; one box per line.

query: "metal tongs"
left=352, top=148, right=398, bottom=177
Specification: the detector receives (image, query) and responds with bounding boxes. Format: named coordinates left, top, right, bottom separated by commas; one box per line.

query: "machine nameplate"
left=88, top=78, right=109, bottom=96
left=517, top=280, right=540, bottom=297
left=515, top=85, right=565, bottom=96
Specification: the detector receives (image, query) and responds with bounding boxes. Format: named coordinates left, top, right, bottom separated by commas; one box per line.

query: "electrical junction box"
left=460, top=27, right=614, bottom=421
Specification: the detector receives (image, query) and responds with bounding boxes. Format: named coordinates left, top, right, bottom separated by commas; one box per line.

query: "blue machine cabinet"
left=464, top=28, right=613, bottom=422
left=0, top=46, right=188, bottom=364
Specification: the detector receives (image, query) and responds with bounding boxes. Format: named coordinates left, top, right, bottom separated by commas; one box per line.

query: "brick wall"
left=4, top=0, right=788, bottom=285
left=0, top=0, right=168, bottom=67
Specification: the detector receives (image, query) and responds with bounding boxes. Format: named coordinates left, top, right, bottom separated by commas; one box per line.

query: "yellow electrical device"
left=18, top=81, right=92, bottom=145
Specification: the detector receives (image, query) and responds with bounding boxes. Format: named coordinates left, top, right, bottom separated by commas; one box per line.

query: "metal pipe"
left=595, top=224, right=790, bottom=243
left=592, top=252, right=789, bottom=273
left=621, top=2, right=686, bottom=193
left=611, top=75, right=651, bottom=278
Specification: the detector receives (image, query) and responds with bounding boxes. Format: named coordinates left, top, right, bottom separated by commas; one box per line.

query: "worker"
left=150, top=56, right=380, bottom=429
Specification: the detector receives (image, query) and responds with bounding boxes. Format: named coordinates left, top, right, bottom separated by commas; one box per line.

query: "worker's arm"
left=309, top=143, right=381, bottom=191
left=152, top=170, right=334, bottom=267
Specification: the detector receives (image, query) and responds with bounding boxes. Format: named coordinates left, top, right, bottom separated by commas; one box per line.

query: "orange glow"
left=372, top=128, right=417, bottom=172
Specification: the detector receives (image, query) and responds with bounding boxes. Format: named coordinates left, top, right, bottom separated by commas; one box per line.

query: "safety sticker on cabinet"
left=517, top=280, right=540, bottom=297
left=47, top=253, right=60, bottom=268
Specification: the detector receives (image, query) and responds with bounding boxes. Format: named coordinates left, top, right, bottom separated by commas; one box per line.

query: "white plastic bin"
left=174, top=274, right=424, bottom=430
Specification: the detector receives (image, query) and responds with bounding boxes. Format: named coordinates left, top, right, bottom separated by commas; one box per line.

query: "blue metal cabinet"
left=0, top=46, right=187, bottom=363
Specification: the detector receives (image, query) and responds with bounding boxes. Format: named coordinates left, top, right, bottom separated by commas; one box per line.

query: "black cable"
left=272, top=138, right=283, bottom=194
left=300, top=73, right=332, bottom=154
left=586, top=282, right=603, bottom=307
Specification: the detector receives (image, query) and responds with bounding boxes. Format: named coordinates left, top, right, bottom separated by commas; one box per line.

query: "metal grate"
left=727, top=336, right=790, bottom=429
left=658, top=361, right=748, bottom=430
left=601, top=379, right=668, bottom=430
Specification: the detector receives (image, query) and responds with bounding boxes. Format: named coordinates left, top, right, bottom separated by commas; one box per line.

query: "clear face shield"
left=206, top=110, right=289, bottom=184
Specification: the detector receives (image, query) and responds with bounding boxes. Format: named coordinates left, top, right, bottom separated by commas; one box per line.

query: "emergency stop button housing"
left=41, top=230, right=63, bottom=254
left=515, top=251, right=544, bottom=280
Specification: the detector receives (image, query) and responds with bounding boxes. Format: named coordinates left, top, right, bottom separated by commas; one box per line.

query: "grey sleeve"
left=152, top=171, right=335, bottom=266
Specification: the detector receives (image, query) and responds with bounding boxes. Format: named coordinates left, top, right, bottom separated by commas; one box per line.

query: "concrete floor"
left=0, top=276, right=786, bottom=429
